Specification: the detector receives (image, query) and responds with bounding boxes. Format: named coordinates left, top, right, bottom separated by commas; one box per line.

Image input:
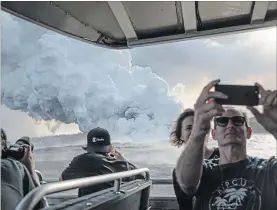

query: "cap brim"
left=82, top=145, right=112, bottom=153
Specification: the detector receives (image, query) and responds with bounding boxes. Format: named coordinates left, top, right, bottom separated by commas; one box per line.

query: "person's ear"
left=247, top=127, right=252, bottom=139
left=212, top=129, right=216, bottom=140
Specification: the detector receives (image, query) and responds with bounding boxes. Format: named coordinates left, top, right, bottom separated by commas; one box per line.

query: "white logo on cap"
left=92, top=137, right=105, bottom=143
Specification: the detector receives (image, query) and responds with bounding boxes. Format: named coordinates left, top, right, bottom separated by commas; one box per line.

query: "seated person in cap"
left=60, top=127, right=145, bottom=197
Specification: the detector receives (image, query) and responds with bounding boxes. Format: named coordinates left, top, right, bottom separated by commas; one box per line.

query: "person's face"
left=214, top=109, right=248, bottom=147
left=16, top=140, right=33, bottom=151
left=180, top=116, right=194, bottom=143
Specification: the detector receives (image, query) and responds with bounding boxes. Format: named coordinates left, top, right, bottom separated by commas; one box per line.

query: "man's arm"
left=175, top=134, right=206, bottom=195
left=175, top=79, right=226, bottom=196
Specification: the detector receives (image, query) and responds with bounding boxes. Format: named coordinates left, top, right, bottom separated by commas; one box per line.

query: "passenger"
left=176, top=80, right=277, bottom=210
left=170, top=109, right=219, bottom=210
left=1, top=129, right=47, bottom=210
left=60, top=127, right=145, bottom=197
left=15, top=136, right=45, bottom=185
left=15, top=136, right=34, bottom=151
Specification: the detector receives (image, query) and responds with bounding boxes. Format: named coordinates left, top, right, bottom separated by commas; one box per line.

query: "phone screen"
left=215, top=84, right=259, bottom=106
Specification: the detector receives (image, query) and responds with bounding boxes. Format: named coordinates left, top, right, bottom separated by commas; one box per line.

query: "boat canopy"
left=1, top=1, right=276, bottom=49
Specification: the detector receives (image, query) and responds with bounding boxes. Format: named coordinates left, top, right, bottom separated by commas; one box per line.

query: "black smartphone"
left=214, top=84, right=259, bottom=106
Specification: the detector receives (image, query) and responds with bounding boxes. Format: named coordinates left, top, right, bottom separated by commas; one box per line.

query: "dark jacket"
left=61, top=152, right=145, bottom=197
left=172, top=148, right=219, bottom=210
left=1, top=158, right=46, bottom=210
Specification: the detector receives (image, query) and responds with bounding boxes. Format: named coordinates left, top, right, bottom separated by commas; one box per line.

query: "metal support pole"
left=140, top=185, right=151, bottom=210
left=114, top=179, right=121, bottom=193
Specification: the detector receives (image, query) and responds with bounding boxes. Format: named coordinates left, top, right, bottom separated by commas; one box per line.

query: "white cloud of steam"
left=1, top=12, right=183, bottom=139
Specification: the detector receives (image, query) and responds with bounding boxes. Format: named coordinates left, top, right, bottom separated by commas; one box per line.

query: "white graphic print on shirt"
left=209, top=178, right=261, bottom=210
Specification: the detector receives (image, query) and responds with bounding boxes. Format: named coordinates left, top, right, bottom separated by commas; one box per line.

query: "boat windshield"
left=1, top=10, right=276, bottom=199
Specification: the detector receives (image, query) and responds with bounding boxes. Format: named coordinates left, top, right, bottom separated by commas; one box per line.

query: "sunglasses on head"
left=214, top=116, right=246, bottom=127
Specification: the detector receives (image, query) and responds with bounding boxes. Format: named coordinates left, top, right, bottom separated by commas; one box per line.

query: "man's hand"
left=109, top=145, right=125, bottom=160
left=19, top=146, right=40, bottom=185
left=247, top=83, right=277, bottom=138
left=19, top=146, right=35, bottom=172
left=191, top=79, right=226, bottom=138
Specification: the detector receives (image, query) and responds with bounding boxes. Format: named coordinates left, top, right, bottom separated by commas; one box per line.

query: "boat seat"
left=14, top=168, right=151, bottom=210
left=44, top=179, right=151, bottom=210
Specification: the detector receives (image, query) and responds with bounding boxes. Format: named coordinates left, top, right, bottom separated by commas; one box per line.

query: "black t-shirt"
left=61, top=152, right=145, bottom=197
left=1, top=158, right=46, bottom=210
left=194, top=156, right=277, bottom=210
left=172, top=148, right=220, bottom=210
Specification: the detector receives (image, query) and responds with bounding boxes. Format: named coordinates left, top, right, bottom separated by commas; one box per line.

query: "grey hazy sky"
left=130, top=28, right=276, bottom=88
left=1, top=17, right=276, bottom=140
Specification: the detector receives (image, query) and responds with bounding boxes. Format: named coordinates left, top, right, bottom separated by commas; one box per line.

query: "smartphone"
left=214, top=84, right=259, bottom=106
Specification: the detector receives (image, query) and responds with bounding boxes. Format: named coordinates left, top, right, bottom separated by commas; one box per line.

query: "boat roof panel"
left=1, top=1, right=276, bottom=49
left=268, top=1, right=277, bottom=11
left=198, top=1, right=252, bottom=22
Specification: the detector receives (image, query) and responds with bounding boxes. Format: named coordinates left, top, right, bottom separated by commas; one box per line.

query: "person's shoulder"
left=247, top=156, right=271, bottom=163
left=1, top=158, right=25, bottom=173
left=1, top=158, right=27, bottom=185
left=247, top=156, right=277, bottom=169
left=212, top=147, right=220, bottom=159
left=74, top=152, right=107, bottom=166
left=262, top=156, right=276, bottom=165
left=79, top=152, right=106, bottom=159
left=203, top=157, right=219, bottom=169
left=1, top=159, right=14, bottom=174
left=71, top=153, right=95, bottom=162
left=1, top=158, right=17, bottom=166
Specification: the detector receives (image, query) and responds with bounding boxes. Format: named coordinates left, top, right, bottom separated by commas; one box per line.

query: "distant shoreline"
left=30, top=118, right=269, bottom=142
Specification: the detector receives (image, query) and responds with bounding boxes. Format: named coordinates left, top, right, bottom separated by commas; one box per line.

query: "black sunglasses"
left=215, top=116, right=246, bottom=127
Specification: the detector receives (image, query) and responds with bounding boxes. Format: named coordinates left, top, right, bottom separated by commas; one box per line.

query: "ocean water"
left=33, top=133, right=276, bottom=179
left=31, top=133, right=276, bottom=197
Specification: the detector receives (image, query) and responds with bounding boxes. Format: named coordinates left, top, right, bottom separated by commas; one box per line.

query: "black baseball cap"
left=16, top=136, right=34, bottom=151
left=82, top=127, right=112, bottom=153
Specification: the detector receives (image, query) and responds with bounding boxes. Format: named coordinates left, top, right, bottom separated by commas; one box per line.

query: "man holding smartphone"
left=175, top=79, right=277, bottom=210
left=1, top=131, right=47, bottom=210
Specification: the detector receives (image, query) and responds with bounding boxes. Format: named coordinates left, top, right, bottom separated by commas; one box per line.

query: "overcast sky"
left=131, top=28, right=276, bottom=107
left=1, top=15, right=276, bottom=141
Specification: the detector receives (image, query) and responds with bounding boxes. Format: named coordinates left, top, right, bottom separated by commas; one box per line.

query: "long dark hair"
left=170, top=109, right=194, bottom=147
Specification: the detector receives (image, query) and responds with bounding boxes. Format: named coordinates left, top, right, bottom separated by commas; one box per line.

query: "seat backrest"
left=15, top=168, right=150, bottom=210
left=44, top=179, right=151, bottom=210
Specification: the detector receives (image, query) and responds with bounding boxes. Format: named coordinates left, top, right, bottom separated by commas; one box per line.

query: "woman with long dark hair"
left=170, top=109, right=219, bottom=210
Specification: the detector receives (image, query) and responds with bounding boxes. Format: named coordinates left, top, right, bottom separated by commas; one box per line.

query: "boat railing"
left=43, top=177, right=172, bottom=185
left=15, top=168, right=150, bottom=210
